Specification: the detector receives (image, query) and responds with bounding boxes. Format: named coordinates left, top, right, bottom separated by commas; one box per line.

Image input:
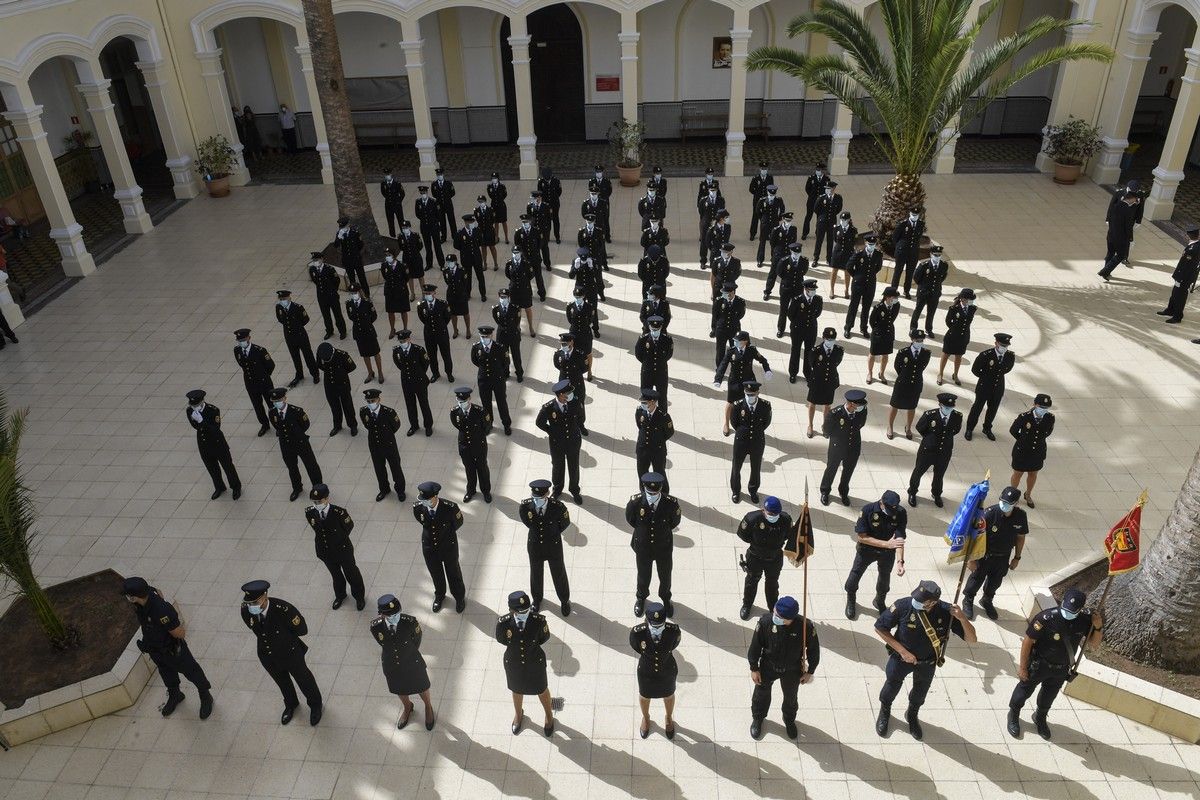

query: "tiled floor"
left=1, top=172, right=1198, bottom=799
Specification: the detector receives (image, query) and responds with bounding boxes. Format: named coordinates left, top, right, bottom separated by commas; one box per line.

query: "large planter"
left=206, top=175, right=232, bottom=197
left=617, top=163, right=642, bottom=188
left=1052, top=162, right=1083, bottom=185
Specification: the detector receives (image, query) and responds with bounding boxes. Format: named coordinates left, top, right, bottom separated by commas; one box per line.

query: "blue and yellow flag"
left=945, top=475, right=990, bottom=563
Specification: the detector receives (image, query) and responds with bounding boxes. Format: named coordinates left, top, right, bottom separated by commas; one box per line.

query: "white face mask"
left=931, top=255, right=940, bottom=264
left=866, top=244, right=876, bottom=253
left=647, top=191, right=656, bottom=198
left=241, top=341, right=251, bottom=351
left=644, top=490, right=660, bottom=504
left=500, top=298, right=510, bottom=308
left=999, top=501, right=1014, bottom=513
left=367, top=402, right=379, bottom=412
left=1033, top=407, right=1047, bottom=418
left=424, top=294, right=433, bottom=302
left=248, top=604, right=263, bottom=616
left=589, top=195, right=598, bottom=202
left=594, top=172, right=602, bottom=179
left=480, top=335, right=489, bottom=344
left=709, top=191, right=717, bottom=199
left=457, top=400, right=469, bottom=412
left=420, top=498, right=434, bottom=509
left=273, top=401, right=285, bottom=410
left=561, top=345, right=571, bottom=354
left=745, top=393, right=757, bottom=405
left=386, top=612, right=402, bottom=626
left=190, top=403, right=202, bottom=411
left=735, top=342, right=746, bottom=352
left=523, top=223, right=531, bottom=231
left=804, top=290, right=815, bottom=299
left=639, top=402, right=650, bottom=413
left=765, top=513, right=780, bottom=524
left=385, top=255, right=395, bottom=264
left=885, top=299, right=896, bottom=308
left=909, top=214, right=919, bottom=223
left=650, top=622, right=665, bottom=634
left=532, top=497, right=547, bottom=509
left=279, top=299, right=291, bottom=309
left=940, top=405, right=953, bottom=415
left=492, top=178, right=499, bottom=186
left=649, top=329, right=661, bottom=339
left=996, top=345, right=1008, bottom=355
left=771, top=614, right=786, bottom=626
left=400, top=343, right=410, bottom=352
left=723, top=292, right=733, bottom=301
left=566, top=392, right=576, bottom=402
left=513, top=253, right=522, bottom=262
left=315, top=502, right=329, bottom=513
left=514, top=610, right=531, bottom=623
left=1060, top=608, right=1079, bottom=621
left=912, top=342, right=923, bottom=351
left=759, top=169, right=767, bottom=177
left=574, top=297, right=584, bottom=307
left=824, top=340, right=834, bottom=350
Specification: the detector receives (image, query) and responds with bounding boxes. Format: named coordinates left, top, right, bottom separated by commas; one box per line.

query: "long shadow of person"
left=428, top=720, right=554, bottom=799
left=550, top=721, right=682, bottom=799
left=560, top=603, right=636, bottom=658
left=668, top=600, right=752, bottom=659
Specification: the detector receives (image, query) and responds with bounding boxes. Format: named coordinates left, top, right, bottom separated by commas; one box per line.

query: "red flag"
left=1104, top=491, right=1147, bottom=575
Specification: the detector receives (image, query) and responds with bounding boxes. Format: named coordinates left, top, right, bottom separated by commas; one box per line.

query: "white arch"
left=191, top=0, right=305, bottom=52
left=1131, top=0, right=1200, bottom=33
left=0, top=14, right=163, bottom=87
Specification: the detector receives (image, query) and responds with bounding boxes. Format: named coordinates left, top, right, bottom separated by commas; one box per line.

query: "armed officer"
left=185, top=389, right=241, bottom=500
left=962, top=485, right=1029, bottom=621
left=450, top=386, right=493, bottom=504
left=634, top=388, right=674, bottom=492
left=371, top=593, right=435, bottom=731
left=239, top=579, right=323, bottom=726
left=844, top=490, right=907, bottom=620
left=748, top=596, right=820, bottom=741
left=471, top=325, right=512, bottom=434
left=305, top=483, right=367, bottom=610
left=316, top=342, right=358, bottom=437
left=413, top=481, right=467, bottom=613
left=635, top=316, right=673, bottom=407
left=627, top=472, right=682, bottom=618
left=268, top=387, right=322, bottom=502
left=521, top=479, right=572, bottom=615
left=737, top=496, right=791, bottom=621
left=123, top=576, right=213, bottom=719
left=907, top=392, right=962, bottom=507
left=391, top=329, right=434, bottom=436
left=233, top=328, right=275, bottom=435
left=360, top=388, right=405, bottom=501
left=730, top=381, right=772, bottom=504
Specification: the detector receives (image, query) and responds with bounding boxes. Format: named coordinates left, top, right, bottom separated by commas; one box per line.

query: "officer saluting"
left=372, top=594, right=435, bottom=731
left=521, top=479, right=572, bottom=615
left=450, top=387, right=493, bottom=504
left=268, top=387, right=322, bottom=502
left=962, top=485, right=1028, bottom=621
left=233, top=328, right=275, bottom=436
left=413, top=482, right=467, bottom=613
left=186, top=390, right=241, bottom=500
left=634, top=389, right=674, bottom=492
left=748, top=596, right=820, bottom=741
left=360, top=388, right=406, bottom=501
left=1009, top=587, right=1102, bottom=739
left=391, top=329, right=434, bottom=436
left=316, top=342, right=358, bottom=437
left=123, top=576, right=213, bottom=719
left=627, top=472, right=682, bottom=617
left=536, top=380, right=585, bottom=504
left=239, top=579, right=323, bottom=725
left=305, top=484, right=367, bottom=610
left=275, top=289, right=320, bottom=387
left=496, top=591, right=555, bottom=736
left=965, top=332, right=1015, bottom=441
left=635, top=317, right=673, bottom=407
left=844, top=490, right=906, bottom=620
left=908, top=392, right=962, bottom=507
left=631, top=602, right=681, bottom=739
left=730, top=381, right=772, bottom=504
left=737, top=496, right=790, bottom=620
left=308, top=252, right=346, bottom=340
left=640, top=285, right=672, bottom=333
left=874, top=580, right=976, bottom=740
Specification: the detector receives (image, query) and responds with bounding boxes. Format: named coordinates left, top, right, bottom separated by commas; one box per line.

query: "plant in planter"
left=195, top=134, right=239, bottom=197
left=61, top=129, right=95, bottom=152
left=1042, top=116, right=1104, bottom=185
left=607, top=117, right=646, bottom=187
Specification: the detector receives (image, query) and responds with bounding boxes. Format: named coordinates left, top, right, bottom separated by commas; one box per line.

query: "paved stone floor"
left=1, top=173, right=1199, bottom=799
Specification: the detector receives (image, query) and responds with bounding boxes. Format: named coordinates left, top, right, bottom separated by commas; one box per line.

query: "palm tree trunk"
left=300, top=0, right=386, bottom=262
left=872, top=174, right=926, bottom=253
left=1104, top=447, right=1200, bottom=673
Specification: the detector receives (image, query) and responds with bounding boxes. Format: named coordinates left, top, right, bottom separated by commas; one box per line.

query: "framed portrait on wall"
left=712, top=37, right=732, bottom=69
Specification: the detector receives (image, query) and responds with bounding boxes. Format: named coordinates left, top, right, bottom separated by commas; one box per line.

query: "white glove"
left=763, top=370, right=774, bottom=382
left=1175, top=281, right=1182, bottom=288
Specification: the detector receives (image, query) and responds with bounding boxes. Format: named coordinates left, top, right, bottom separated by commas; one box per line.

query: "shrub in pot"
left=1042, top=116, right=1103, bottom=185
left=608, top=118, right=646, bottom=187
left=195, top=134, right=238, bottom=197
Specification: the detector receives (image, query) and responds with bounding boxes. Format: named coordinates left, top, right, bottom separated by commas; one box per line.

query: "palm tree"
left=300, top=0, right=387, bottom=262
left=747, top=0, right=1112, bottom=240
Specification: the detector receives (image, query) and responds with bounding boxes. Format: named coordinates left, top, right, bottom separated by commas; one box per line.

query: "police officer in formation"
left=635, top=316, right=673, bottom=407
left=768, top=211, right=798, bottom=265
left=268, top=387, right=322, bottom=501
left=627, top=472, right=682, bottom=617
left=786, top=278, right=822, bottom=383
left=536, top=380, right=585, bottom=504
left=316, top=342, right=358, bottom=436
left=711, top=279, right=746, bottom=367
left=812, top=181, right=842, bottom=266
left=432, top=168, right=456, bottom=236
left=803, top=328, right=842, bottom=436
left=748, top=162, right=774, bottom=240
left=453, top=214, right=486, bottom=302
left=240, top=579, right=323, bottom=725
left=820, top=388, right=866, bottom=506
left=305, top=484, right=366, bottom=610
left=308, top=252, right=346, bottom=339
left=398, top=220, right=424, bottom=298
left=233, top=328, right=274, bottom=435
left=867, top=286, right=902, bottom=385
left=497, top=591, right=555, bottom=737
left=886, top=329, right=931, bottom=440
left=737, top=496, right=790, bottom=621
left=417, top=283, right=454, bottom=382
left=640, top=216, right=670, bottom=256
left=705, top=209, right=733, bottom=270
left=186, top=389, right=240, bottom=500
left=766, top=241, right=808, bottom=338
left=638, top=182, right=666, bottom=230
left=910, top=244, right=949, bottom=338
left=470, top=325, right=512, bottom=434
left=123, top=576, right=213, bottom=719
left=413, top=481, right=467, bottom=613
left=391, top=329, right=434, bottom=436
left=554, top=332, right=590, bottom=428
left=697, top=180, right=725, bottom=264
left=1010, top=588, right=1102, bottom=740
left=492, top=288, right=526, bottom=381
left=937, top=288, right=977, bottom=386
left=371, top=593, right=435, bottom=731
left=449, top=386, right=492, bottom=504
left=537, top=167, right=563, bottom=243
left=908, top=392, right=962, bottom=507
left=346, top=285, right=384, bottom=382
left=521, top=479, right=572, bottom=615
left=359, top=389, right=405, bottom=501
left=845, top=232, right=883, bottom=338
left=589, top=165, right=614, bottom=242
left=829, top=211, right=857, bottom=299
left=526, top=192, right=553, bottom=268
left=569, top=246, right=605, bottom=308
left=711, top=241, right=742, bottom=301
left=415, top=185, right=445, bottom=269
left=381, top=249, right=409, bottom=338
left=965, top=332, right=1015, bottom=440
left=1159, top=225, right=1200, bottom=323
left=631, top=602, right=680, bottom=739
left=715, top=332, right=771, bottom=436
left=641, top=285, right=673, bottom=333
left=874, top=580, right=976, bottom=740
left=748, top=596, right=819, bottom=741
left=756, top=184, right=785, bottom=267
left=1010, top=393, right=1055, bottom=508
left=638, top=245, right=670, bottom=298
left=730, top=380, right=771, bottom=504
left=578, top=213, right=608, bottom=272
left=334, top=216, right=367, bottom=296
left=962, top=485, right=1029, bottom=621
left=488, top=172, right=509, bottom=244
left=634, top=388, right=673, bottom=492
left=844, top=490, right=907, bottom=619
left=891, top=209, right=926, bottom=297
left=801, top=162, right=828, bottom=239
left=380, top=167, right=405, bottom=236
left=565, top=288, right=597, bottom=381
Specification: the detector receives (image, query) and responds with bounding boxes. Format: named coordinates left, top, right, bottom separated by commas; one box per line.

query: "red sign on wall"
left=596, top=75, right=620, bottom=92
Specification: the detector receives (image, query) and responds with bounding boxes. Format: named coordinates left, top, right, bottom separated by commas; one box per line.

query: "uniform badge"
left=414, top=622, right=421, bottom=634
left=932, top=420, right=938, bottom=428
left=645, top=342, right=650, bottom=350
left=456, top=511, right=463, bottom=520
left=377, top=632, right=384, bottom=641
left=160, top=616, right=170, bottom=624
left=739, top=521, right=747, bottom=530
left=292, top=616, right=302, bottom=626
left=840, top=418, right=845, bottom=427
left=988, top=359, right=995, bottom=367
left=773, top=625, right=779, bottom=633
left=817, top=354, right=823, bottom=362
left=992, top=526, right=998, bottom=532
left=1033, top=621, right=1043, bottom=631
left=872, top=513, right=879, bottom=521
left=759, top=522, right=765, bottom=529
left=309, top=519, right=316, bottom=527
left=552, top=412, right=558, bottom=419
left=528, top=511, right=534, bottom=520
left=1025, top=422, right=1031, bottom=430
left=639, top=508, right=646, bottom=517
left=506, top=629, right=512, bottom=639
left=640, top=641, right=647, bottom=650
left=1053, top=633, right=1061, bottom=641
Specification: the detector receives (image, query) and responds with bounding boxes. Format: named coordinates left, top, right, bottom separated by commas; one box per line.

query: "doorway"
left=500, top=5, right=586, bottom=143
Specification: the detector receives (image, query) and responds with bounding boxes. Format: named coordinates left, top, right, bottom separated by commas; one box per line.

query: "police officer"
left=239, top=579, right=323, bottom=725
left=874, top=580, right=976, bottom=740
left=801, top=163, right=828, bottom=239
left=577, top=213, right=608, bottom=272
left=886, top=329, right=931, bottom=440
left=634, top=388, right=674, bottom=491
left=631, top=602, right=681, bottom=739
left=937, top=288, right=977, bottom=386
left=316, top=342, right=358, bottom=437
left=267, top=387, right=322, bottom=501
left=185, top=389, right=241, bottom=500
left=399, top=220, right=425, bottom=299
left=891, top=209, right=926, bottom=298
left=308, top=251, right=346, bottom=339
left=233, top=328, right=275, bottom=435
left=492, top=288, right=526, bottom=382
left=535, top=380, right=584, bottom=504
left=640, top=216, right=670, bottom=257
left=537, top=166, right=563, bottom=243
left=697, top=181, right=725, bottom=264
left=489, top=172, right=510, bottom=244
left=1010, top=393, right=1055, bottom=507
left=710, top=280, right=746, bottom=368
left=820, top=389, right=866, bottom=506
left=570, top=247, right=605, bottom=307
left=627, top=472, right=682, bottom=617
left=714, top=331, right=771, bottom=435
left=647, top=164, right=668, bottom=198
left=640, top=285, right=672, bottom=334
left=962, top=485, right=1029, bottom=621
left=123, top=576, right=213, bottom=719
left=1009, top=587, right=1102, bottom=739
left=812, top=181, right=842, bottom=267
left=638, top=244, right=670, bottom=298
left=416, top=283, right=454, bottom=382
left=432, top=168, right=456, bottom=239
left=380, top=167, right=405, bottom=236
left=414, top=186, right=445, bottom=269
left=829, top=211, right=857, bottom=299
left=454, top=213, right=486, bottom=302
left=589, top=165, right=613, bottom=242
left=413, top=481, right=467, bottom=613
left=769, top=211, right=798, bottom=265
left=730, top=381, right=771, bottom=504
left=767, top=242, right=809, bottom=339
left=845, top=233, right=883, bottom=338
left=965, top=332, right=1015, bottom=440
left=521, top=479, right=572, bottom=615
left=844, top=490, right=907, bottom=620
left=756, top=185, right=785, bottom=267
left=334, top=216, right=368, bottom=296
left=471, top=325, right=512, bottom=434
left=737, top=496, right=791, bottom=620
left=910, top=244, right=949, bottom=338
left=391, top=329, right=434, bottom=436
left=908, top=392, right=962, bottom=507
left=748, top=596, right=819, bottom=741
left=711, top=241, right=742, bottom=301
left=867, top=286, right=902, bottom=385
left=554, top=332, right=589, bottom=430
left=360, top=388, right=405, bottom=501
left=305, top=484, right=367, bottom=610
left=748, top=162, right=774, bottom=240
left=506, top=241, right=545, bottom=314
left=526, top=191, right=553, bottom=269
left=705, top=209, right=733, bottom=271
left=371, top=594, right=435, bottom=731
left=1160, top=226, right=1200, bottom=323
left=565, top=288, right=598, bottom=376
left=496, top=591, right=555, bottom=736
left=635, top=316, right=673, bottom=408
left=450, top=386, right=492, bottom=504
left=787, top=279, right=823, bottom=383
left=638, top=184, right=666, bottom=230
left=1099, top=190, right=1140, bottom=280
left=697, top=165, right=719, bottom=199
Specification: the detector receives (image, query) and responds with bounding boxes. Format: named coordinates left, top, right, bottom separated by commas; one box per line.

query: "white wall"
left=576, top=3, right=620, bottom=104
left=221, top=18, right=279, bottom=113
left=27, top=59, right=83, bottom=158
left=639, top=0, right=679, bottom=103
left=1007, top=0, right=1069, bottom=97
left=458, top=7, right=503, bottom=107
left=282, top=24, right=308, bottom=113
left=1140, top=4, right=1195, bottom=97
left=762, top=0, right=811, bottom=101
left=334, top=12, right=406, bottom=79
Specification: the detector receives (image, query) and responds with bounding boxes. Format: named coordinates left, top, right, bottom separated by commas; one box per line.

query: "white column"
left=1145, top=46, right=1200, bottom=220
left=400, top=19, right=440, bottom=182
left=508, top=16, right=539, bottom=180
left=1035, top=22, right=1098, bottom=173
left=724, top=9, right=751, bottom=178
left=76, top=77, right=153, bottom=234
left=135, top=59, right=200, bottom=199
left=0, top=269, right=26, bottom=331
left=195, top=49, right=250, bottom=186
left=619, top=11, right=639, bottom=124
left=0, top=96, right=95, bottom=277
left=935, top=0, right=996, bottom=174
left=295, top=43, right=333, bottom=185
left=828, top=102, right=853, bottom=175
left=1092, top=30, right=1158, bottom=185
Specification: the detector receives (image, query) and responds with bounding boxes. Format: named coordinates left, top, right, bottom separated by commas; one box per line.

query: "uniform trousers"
left=640, top=367, right=669, bottom=408
left=479, top=381, right=511, bottom=428
left=1165, top=282, right=1192, bottom=318
left=636, top=448, right=668, bottom=494
left=742, top=554, right=783, bottom=609
left=320, top=552, right=365, bottom=602
left=460, top=446, right=491, bottom=495
left=910, top=293, right=940, bottom=335
left=635, top=549, right=672, bottom=603
left=345, top=263, right=369, bottom=297
left=420, top=224, right=445, bottom=269
left=423, top=543, right=466, bottom=602
left=814, top=221, right=834, bottom=264
left=731, top=438, right=765, bottom=496
left=384, top=202, right=404, bottom=237
left=149, top=641, right=211, bottom=692
left=908, top=450, right=951, bottom=498
left=844, top=547, right=896, bottom=596
left=324, top=380, right=357, bottom=432
left=245, top=381, right=272, bottom=427
left=281, top=442, right=322, bottom=490
left=200, top=447, right=240, bottom=492
left=845, top=283, right=876, bottom=334
left=966, top=389, right=1003, bottom=432
left=820, top=445, right=860, bottom=496
left=315, top=293, right=346, bottom=337
left=370, top=443, right=405, bottom=494
left=402, top=383, right=434, bottom=431
left=775, top=290, right=794, bottom=336
left=788, top=331, right=816, bottom=380
left=285, top=333, right=318, bottom=381
left=751, top=666, right=802, bottom=722
left=529, top=549, right=570, bottom=605
left=1099, top=234, right=1131, bottom=277
left=963, top=554, right=1010, bottom=601
left=879, top=653, right=936, bottom=710
left=550, top=441, right=581, bottom=495
left=891, top=248, right=918, bottom=294
left=260, top=651, right=321, bottom=709
left=500, top=332, right=524, bottom=378
left=1009, top=664, right=1070, bottom=712
left=424, top=329, right=453, bottom=378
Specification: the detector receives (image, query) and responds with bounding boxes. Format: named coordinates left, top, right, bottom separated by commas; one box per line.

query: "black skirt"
left=889, top=377, right=923, bottom=410
left=637, top=668, right=677, bottom=699
left=354, top=330, right=380, bottom=358
left=870, top=331, right=895, bottom=357
left=383, top=654, right=431, bottom=696
left=807, top=378, right=839, bottom=406
left=1011, top=442, right=1047, bottom=473
left=504, top=656, right=548, bottom=695
left=384, top=285, right=410, bottom=314
left=509, top=282, right=533, bottom=309
left=493, top=202, right=508, bottom=224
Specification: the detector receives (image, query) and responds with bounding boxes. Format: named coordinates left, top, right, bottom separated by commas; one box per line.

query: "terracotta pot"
left=617, top=163, right=642, bottom=187
left=207, top=175, right=231, bottom=198
left=1052, top=162, right=1083, bottom=186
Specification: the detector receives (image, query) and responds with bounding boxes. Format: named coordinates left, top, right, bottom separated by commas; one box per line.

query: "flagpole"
left=943, top=470, right=990, bottom=663
left=801, top=478, right=810, bottom=675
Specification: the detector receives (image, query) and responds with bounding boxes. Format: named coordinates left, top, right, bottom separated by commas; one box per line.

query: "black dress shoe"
left=873, top=593, right=886, bottom=613
left=739, top=604, right=751, bottom=620
left=516, top=374, right=524, bottom=383
left=463, top=491, right=476, bottom=503
left=407, top=426, right=419, bottom=437
left=340, top=332, right=346, bottom=340
left=288, top=488, right=302, bottom=502
left=356, top=598, right=366, bottom=611
left=258, top=424, right=271, bottom=437
left=561, top=601, right=572, bottom=616
left=1006, top=708, right=1021, bottom=738
left=749, top=492, right=760, bottom=504
left=875, top=706, right=890, bottom=736
left=664, top=603, right=675, bottom=618
left=313, top=375, right=320, bottom=384
left=905, top=709, right=923, bottom=740
left=963, top=430, right=973, bottom=441
left=482, top=492, right=492, bottom=503
left=845, top=594, right=857, bottom=620
left=544, top=719, right=554, bottom=737
left=962, top=597, right=976, bottom=620
left=446, top=374, right=455, bottom=382
left=161, top=690, right=185, bottom=717
left=504, top=426, right=512, bottom=436
left=231, top=487, right=242, bottom=500
left=580, top=428, right=589, bottom=437
left=512, top=714, right=524, bottom=735
left=199, top=691, right=214, bottom=719
left=432, top=597, right=444, bottom=613
left=572, top=493, right=583, bottom=505
left=332, top=596, right=346, bottom=610
left=820, top=491, right=830, bottom=506
left=376, top=490, right=390, bottom=502
left=983, top=428, right=996, bottom=441
left=425, top=711, right=436, bottom=731
left=840, top=494, right=851, bottom=506
left=455, top=597, right=466, bottom=613
left=211, top=488, right=225, bottom=500
left=907, top=492, right=918, bottom=507
left=640, top=722, right=650, bottom=739
left=933, top=495, right=943, bottom=508
left=324, top=331, right=333, bottom=340
left=281, top=704, right=298, bottom=725
left=750, top=717, right=765, bottom=740
left=1033, top=710, right=1051, bottom=740
left=531, top=602, right=541, bottom=614
left=330, top=427, right=342, bottom=436
left=288, top=377, right=302, bottom=389
left=350, top=428, right=358, bottom=436
left=310, top=705, right=323, bottom=726
left=1166, top=317, right=1182, bottom=323
left=785, top=720, right=798, bottom=740
left=397, top=492, right=406, bottom=501
left=789, top=375, right=797, bottom=384
left=633, top=599, right=645, bottom=617
left=732, top=492, right=741, bottom=503
left=981, top=598, right=998, bottom=620
left=844, top=328, right=852, bottom=339
left=1157, top=309, right=1171, bottom=315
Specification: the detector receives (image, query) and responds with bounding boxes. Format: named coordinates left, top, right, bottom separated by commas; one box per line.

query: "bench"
left=352, top=120, right=440, bottom=146
left=679, top=109, right=771, bottom=143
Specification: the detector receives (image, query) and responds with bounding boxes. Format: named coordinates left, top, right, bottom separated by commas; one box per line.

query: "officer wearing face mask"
left=308, top=251, right=347, bottom=340
left=1009, top=393, right=1055, bottom=507
left=505, top=243, right=544, bottom=317
left=554, top=333, right=589, bottom=431
left=380, top=167, right=406, bottom=236
left=844, top=490, right=907, bottom=620
left=711, top=281, right=746, bottom=370
left=867, top=286, right=902, bottom=385
left=514, top=214, right=544, bottom=274
left=380, top=249, right=410, bottom=338
left=806, top=329, right=845, bottom=439
left=647, top=164, right=668, bottom=198
left=769, top=211, right=799, bottom=265
left=470, top=325, right=512, bottom=434
left=569, top=248, right=604, bottom=318
left=786, top=278, right=822, bottom=383
left=577, top=212, right=609, bottom=272
left=488, top=172, right=509, bottom=244
left=715, top=331, right=772, bottom=437
left=333, top=216, right=368, bottom=296
left=802, top=162, right=829, bottom=240
left=890, top=209, right=926, bottom=298
left=812, top=181, right=843, bottom=267
left=1009, top=587, right=1102, bottom=740
left=908, top=392, right=962, bottom=507
left=525, top=191, right=553, bottom=269
left=412, top=481, right=467, bottom=613
left=873, top=580, right=975, bottom=740
left=588, top=166, right=614, bottom=244
left=185, top=389, right=241, bottom=500
left=638, top=184, right=666, bottom=230
left=748, top=596, right=819, bottom=741
left=536, top=380, right=585, bottom=503
left=638, top=244, right=670, bottom=298
left=962, top=485, right=1029, bottom=621
left=520, top=479, right=572, bottom=615
left=640, top=215, right=670, bottom=257
left=634, top=388, right=674, bottom=490
left=453, top=214, right=486, bottom=302
left=267, top=386, right=322, bottom=502
left=640, top=286, right=673, bottom=334
left=965, top=332, right=1015, bottom=441
left=449, top=386, right=493, bottom=504
left=697, top=180, right=725, bottom=264
left=705, top=209, right=733, bottom=270
left=635, top=318, right=674, bottom=408
left=748, top=162, right=775, bottom=240
left=537, top=167, right=563, bottom=243
left=316, top=341, right=358, bottom=437
left=756, top=185, right=786, bottom=267
left=737, top=496, right=792, bottom=620
left=371, top=593, right=434, bottom=731
left=937, top=287, right=977, bottom=386
left=819, top=388, right=866, bottom=505
left=416, top=283, right=454, bottom=382
left=766, top=240, right=807, bottom=334
left=496, top=590, right=555, bottom=736
left=886, top=329, right=931, bottom=441
left=697, top=165, right=718, bottom=199
left=359, top=388, right=405, bottom=502
left=431, top=167, right=456, bottom=239
left=911, top=244, right=949, bottom=339
left=123, top=576, right=213, bottom=719
left=233, top=328, right=275, bottom=436
left=730, top=381, right=772, bottom=504
left=239, top=579, right=323, bottom=726
left=845, top=233, right=884, bottom=338
left=627, top=472, right=682, bottom=617
left=305, top=483, right=367, bottom=611
left=829, top=211, right=857, bottom=299
left=631, top=601, right=681, bottom=739
left=414, top=186, right=445, bottom=269
left=399, top=221, right=425, bottom=298
left=491, top=289, right=525, bottom=382
left=711, top=241, right=742, bottom=302
left=391, top=329, right=434, bottom=436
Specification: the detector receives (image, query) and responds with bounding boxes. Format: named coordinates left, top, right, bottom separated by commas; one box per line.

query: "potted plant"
left=607, top=117, right=645, bottom=187
left=1042, top=116, right=1104, bottom=185
left=195, top=134, right=238, bottom=197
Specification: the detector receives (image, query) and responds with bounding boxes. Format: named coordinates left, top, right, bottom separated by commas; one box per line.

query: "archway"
left=500, top=5, right=586, bottom=143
